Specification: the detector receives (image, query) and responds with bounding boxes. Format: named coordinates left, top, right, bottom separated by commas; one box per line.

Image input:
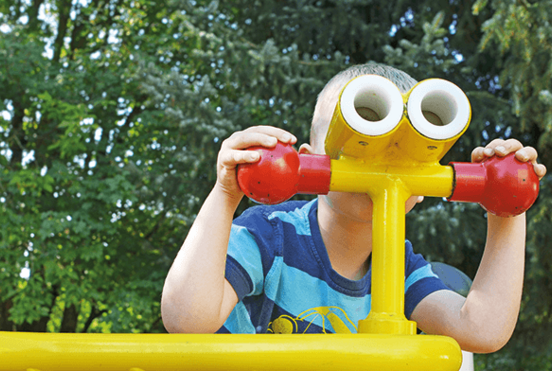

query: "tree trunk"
left=60, top=303, right=79, bottom=333
left=17, top=316, right=49, bottom=332
left=0, top=299, right=16, bottom=331
left=52, top=0, right=72, bottom=64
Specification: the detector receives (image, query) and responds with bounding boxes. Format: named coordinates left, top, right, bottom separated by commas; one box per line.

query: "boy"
left=161, top=63, right=547, bottom=353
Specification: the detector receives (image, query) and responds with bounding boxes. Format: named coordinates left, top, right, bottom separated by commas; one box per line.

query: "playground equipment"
left=0, top=75, right=540, bottom=371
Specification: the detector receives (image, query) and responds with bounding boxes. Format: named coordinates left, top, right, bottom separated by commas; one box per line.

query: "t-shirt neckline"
left=307, top=199, right=372, bottom=296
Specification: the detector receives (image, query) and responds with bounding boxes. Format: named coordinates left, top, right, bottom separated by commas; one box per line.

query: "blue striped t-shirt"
left=218, top=199, right=449, bottom=334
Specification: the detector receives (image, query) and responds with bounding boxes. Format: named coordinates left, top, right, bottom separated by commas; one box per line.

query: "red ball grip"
left=237, top=142, right=331, bottom=205
left=448, top=153, right=539, bottom=217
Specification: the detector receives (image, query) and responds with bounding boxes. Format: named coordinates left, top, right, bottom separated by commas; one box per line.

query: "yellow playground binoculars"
left=325, top=74, right=471, bottom=163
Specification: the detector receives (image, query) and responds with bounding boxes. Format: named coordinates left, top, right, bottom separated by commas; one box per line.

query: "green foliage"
left=1, top=0, right=552, bottom=368
left=476, top=0, right=552, bottom=165
left=384, top=12, right=458, bottom=76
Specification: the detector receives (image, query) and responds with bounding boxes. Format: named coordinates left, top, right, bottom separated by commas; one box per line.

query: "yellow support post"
left=359, top=177, right=416, bottom=335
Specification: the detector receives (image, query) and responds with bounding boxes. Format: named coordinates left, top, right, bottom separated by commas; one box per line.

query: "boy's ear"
left=298, top=143, right=315, bottom=154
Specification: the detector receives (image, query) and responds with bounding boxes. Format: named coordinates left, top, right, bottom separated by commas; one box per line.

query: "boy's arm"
left=161, top=126, right=296, bottom=333
left=411, top=139, right=547, bottom=354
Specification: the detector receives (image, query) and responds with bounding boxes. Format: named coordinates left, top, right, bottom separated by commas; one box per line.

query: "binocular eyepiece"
left=325, top=75, right=471, bottom=163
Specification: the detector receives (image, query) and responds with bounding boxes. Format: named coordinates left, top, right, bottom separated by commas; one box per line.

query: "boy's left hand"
left=471, top=138, right=547, bottom=180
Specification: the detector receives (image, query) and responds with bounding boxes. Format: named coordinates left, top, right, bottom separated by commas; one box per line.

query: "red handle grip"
left=237, top=142, right=331, bottom=205
left=449, top=153, right=539, bottom=217
left=238, top=143, right=540, bottom=216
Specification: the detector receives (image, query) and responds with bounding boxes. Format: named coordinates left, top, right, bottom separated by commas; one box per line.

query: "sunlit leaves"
left=1, top=5, right=552, bottom=369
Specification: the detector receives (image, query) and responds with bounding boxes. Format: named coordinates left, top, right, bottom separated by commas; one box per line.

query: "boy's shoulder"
left=235, top=199, right=317, bottom=227
left=226, top=199, right=320, bottom=296
left=232, top=199, right=319, bottom=255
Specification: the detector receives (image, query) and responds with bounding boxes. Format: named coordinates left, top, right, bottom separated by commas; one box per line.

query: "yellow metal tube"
left=370, top=178, right=409, bottom=316
left=402, top=78, right=471, bottom=163
left=0, top=332, right=462, bottom=371
left=358, top=178, right=417, bottom=335
left=329, top=158, right=455, bottom=198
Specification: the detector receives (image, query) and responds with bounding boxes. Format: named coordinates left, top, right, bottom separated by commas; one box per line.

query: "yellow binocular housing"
left=325, top=74, right=471, bottom=164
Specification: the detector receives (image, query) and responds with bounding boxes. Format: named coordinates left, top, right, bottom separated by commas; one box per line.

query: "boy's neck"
left=317, top=196, right=373, bottom=281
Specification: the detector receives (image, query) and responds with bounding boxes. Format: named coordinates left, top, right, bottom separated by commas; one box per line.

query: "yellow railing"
left=0, top=332, right=461, bottom=371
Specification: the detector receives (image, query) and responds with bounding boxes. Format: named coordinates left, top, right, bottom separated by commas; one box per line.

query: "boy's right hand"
left=163, top=125, right=296, bottom=333
left=216, top=126, right=297, bottom=200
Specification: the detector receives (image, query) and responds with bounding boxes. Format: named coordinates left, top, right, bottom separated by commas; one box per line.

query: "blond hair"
left=310, top=63, right=417, bottom=152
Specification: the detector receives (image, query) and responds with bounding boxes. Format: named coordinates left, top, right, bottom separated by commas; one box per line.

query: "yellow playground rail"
left=1, top=332, right=461, bottom=371
left=0, top=75, right=540, bottom=371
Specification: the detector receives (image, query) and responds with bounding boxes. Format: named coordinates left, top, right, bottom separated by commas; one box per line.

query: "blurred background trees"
left=1, top=0, right=552, bottom=368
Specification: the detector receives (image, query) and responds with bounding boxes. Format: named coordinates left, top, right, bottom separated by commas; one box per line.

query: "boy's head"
left=304, top=63, right=423, bottom=221
left=310, top=63, right=417, bottom=154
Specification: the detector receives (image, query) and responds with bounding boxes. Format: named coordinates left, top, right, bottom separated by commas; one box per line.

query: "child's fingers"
left=219, top=148, right=260, bottom=169
left=216, top=126, right=298, bottom=196
left=471, top=146, right=488, bottom=163
left=239, top=126, right=297, bottom=146
left=483, top=138, right=522, bottom=157
left=223, top=127, right=297, bottom=152
left=473, top=140, right=547, bottom=180
left=471, top=139, right=524, bottom=162
left=216, top=148, right=263, bottom=197
left=514, top=146, right=538, bottom=162
left=471, top=145, right=497, bottom=162
left=244, top=126, right=297, bottom=144
left=515, top=146, right=548, bottom=179
left=534, top=163, right=547, bottom=179
left=223, top=132, right=278, bottom=151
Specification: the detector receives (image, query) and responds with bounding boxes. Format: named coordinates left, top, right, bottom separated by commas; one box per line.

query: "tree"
left=1, top=0, right=552, bottom=368
left=0, top=0, right=332, bottom=333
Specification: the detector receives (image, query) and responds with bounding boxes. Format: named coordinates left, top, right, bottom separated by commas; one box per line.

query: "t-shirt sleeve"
left=224, top=224, right=265, bottom=301
left=404, top=241, right=451, bottom=319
